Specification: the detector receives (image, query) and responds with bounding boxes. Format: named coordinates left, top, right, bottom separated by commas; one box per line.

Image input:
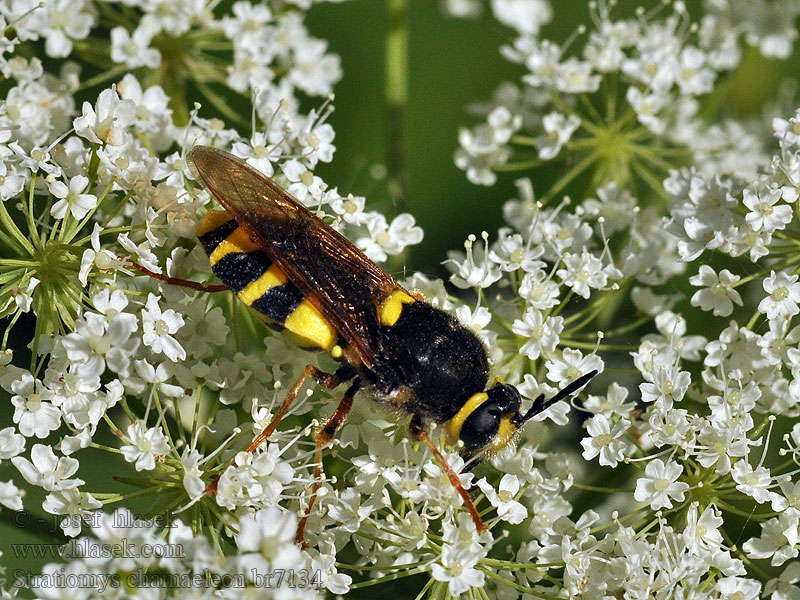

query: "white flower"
left=295, top=110, right=336, bottom=167
left=12, top=444, right=83, bottom=491
left=118, top=232, right=161, bottom=274
left=639, top=365, right=691, bottom=409
left=454, top=107, right=520, bottom=185
left=512, top=308, right=563, bottom=359
left=49, top=175, right=97, bottom=220
left=771, top=476, right=800, bottom=512
left=743, top=512, right=800, bottom=566
left=535, top=112, right=580, bottom=159
left=491, top=0, right=552, bottom=35
left=3, top=276, right=39, bottom=314
left=683, top=503, right=724, bottom=556
left=695, top=422, right=749, bottom=475
left=223, top=1, right=273, bottom=45
left=443, top=0, right=482, bottom=18
left=287, top=37, right=342, bottom=96
left=141, top=294, right=187, bottom=362
left=431, top=543, right=486, bottom=596
left=139, top=0, right=200, bottom=36
left=689, top=265, right=743, bottom=317
left=110, top=26, right=161, bottom=69
left=554, top=57, right=601, bottom=93
left=11, top=373, right=61, bottom=439
left=61, top=302, right=140, bottom=377
left=759, top=270, right=800, bottom=320
left=519, top=270, right=560, bottom=309
left=545, top=348, right=603, bottom=387
left=232, top=133, right=281, bottom=177
left=674, top=46, right=715, bottom=95
left=633, top=458, right=689, bottom=510
left=134, top=360, right=185, bottom=398
left=0, top=480, right=23, bottom=511
left=356, top=212, right=423, bottom=262
left=215, top=445, right=294, bottom=510
left=26, top=0, right=94, bottom=58
left=235, top=506, right=303, bottom=575
left=73, top=87, right=136, bottom=146
left=180, top=448, right=205, bottom=502
left=42, top=488, right=102, bottom=537
left=580, top=414, right=630, bottom=467
left=488, top=229, right=544, bottom=272
left=763, top=560, right=800, bottom=598
left=743, top=188, right=792, bottom=232
left=557, top=250, right=608, bottom=299
left=78, top=224, right=126, bottom=286
left=120, top=422, right=171, bottom=472
left=626, top=86, right=667, bottom=134
left=583, top=382, right=635, bottom=419
left=715, top=576, right=761, bottom=600
left=328, top=488, right=379, bottom=532
left=0, top=426, right=26, bottom=460
left=0, top=160, right=26, bottom=200
left=477, top=474, right=527, bottom=524
left=731, top=461, right=774, bottom=504
left=447, top=233, right=503, bottom=289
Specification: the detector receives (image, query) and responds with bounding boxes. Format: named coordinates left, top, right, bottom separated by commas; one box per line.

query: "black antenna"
left=519, top=370, right=598, bottom=424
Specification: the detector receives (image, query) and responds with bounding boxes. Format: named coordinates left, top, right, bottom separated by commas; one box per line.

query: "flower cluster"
left=1, top=0, right=800, bottom=598
left=438, top=0, right=800, bottom=597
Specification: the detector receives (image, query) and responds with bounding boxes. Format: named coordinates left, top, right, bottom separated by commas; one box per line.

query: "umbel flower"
left=0, top=0, right=799, bottom=598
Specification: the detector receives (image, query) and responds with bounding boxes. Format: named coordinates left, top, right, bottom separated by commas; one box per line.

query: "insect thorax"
left=374, top=301, right=490, bottom=424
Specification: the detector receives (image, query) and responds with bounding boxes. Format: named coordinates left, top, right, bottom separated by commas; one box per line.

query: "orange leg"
left=413, top=424, right=488, bottom=534
left=122, top=258, right=229, bottom=292
left=206, top=365, right=342, bottom=495
left=295, top=379, right=359, bottom=547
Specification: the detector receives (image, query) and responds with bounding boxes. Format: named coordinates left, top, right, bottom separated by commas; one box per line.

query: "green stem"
left=75, top=63, right=132, bottom=92
left=385, top=0, right=409, bottom=210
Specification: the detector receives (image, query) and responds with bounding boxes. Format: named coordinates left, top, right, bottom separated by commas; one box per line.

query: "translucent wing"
left=189, top=146, right=403, bottom=369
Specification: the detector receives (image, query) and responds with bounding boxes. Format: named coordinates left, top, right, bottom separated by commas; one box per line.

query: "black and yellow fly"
left=174, top=146, right=596, bottom=542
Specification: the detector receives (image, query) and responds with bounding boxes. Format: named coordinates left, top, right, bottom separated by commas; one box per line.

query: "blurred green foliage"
left=309, top=0, right=800, bottom=276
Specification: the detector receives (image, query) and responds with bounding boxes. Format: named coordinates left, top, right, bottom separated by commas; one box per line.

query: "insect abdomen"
left=197, top=210, right=341, bottom=354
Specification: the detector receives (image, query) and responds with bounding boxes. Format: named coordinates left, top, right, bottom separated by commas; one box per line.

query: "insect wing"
left=189, top=146, right=400, bottom=368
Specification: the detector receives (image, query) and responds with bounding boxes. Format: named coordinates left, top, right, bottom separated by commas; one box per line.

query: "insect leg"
left=295, top=377, right=360, bottom=547
left=123, top=258, right=229, bottom=292
left=245, top=365, right=342, bottom=454
left=411, top=418, right=488, bottom=534
left=205, top=365, right=343, bottom=496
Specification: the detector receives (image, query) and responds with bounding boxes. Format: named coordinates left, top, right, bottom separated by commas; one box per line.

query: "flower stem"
left=385, top=0, right=408, bottom=210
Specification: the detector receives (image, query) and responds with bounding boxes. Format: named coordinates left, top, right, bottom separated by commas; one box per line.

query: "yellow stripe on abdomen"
left=238, top=264, right=288, bottom=306
left=284, top=299, right=338, bottom=351
left=197, top=209, right=233, bottom=238
left=209, top=226, right=262, bottom=266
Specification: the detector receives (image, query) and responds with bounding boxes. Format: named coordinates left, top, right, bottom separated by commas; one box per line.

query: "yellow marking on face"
left=284, top=299, right=337, bottom=350
left=493, top=375, right=505, bottom=385
left=490, top=414, right=517, bottom=452
left=331, top=345, right=343, bottom=359
left=237, top=264, right=287, bottom=306
left=196, top=209, right=232, bottom=237
left=378, top=290, right=415, bottom=327
left=446, top=392, right=489, bottom=442
left=209, top=226, right=262, bottom=266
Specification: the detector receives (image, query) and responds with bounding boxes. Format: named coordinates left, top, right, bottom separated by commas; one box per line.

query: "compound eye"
left=460, top=403, right=501, bottom=451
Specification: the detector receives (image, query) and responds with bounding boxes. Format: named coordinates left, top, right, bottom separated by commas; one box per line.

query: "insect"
left=146, top=146, right=596, bottom=544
